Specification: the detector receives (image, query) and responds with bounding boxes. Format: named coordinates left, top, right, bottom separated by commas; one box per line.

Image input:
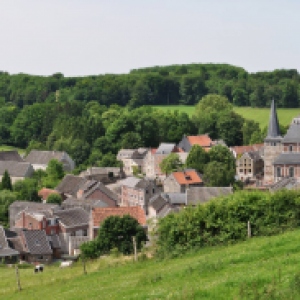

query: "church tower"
left=264, top=99, right=282, bottom=182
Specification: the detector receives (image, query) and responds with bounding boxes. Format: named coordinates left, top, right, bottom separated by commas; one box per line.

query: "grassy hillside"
left=0, top=145, right=24, bottom=154
left=152, top=105, right=300, bottom=129
left=2, top=229, right=300, bottom=299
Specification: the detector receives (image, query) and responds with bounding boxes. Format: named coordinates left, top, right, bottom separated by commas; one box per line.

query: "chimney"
left=22, top=212, right=25, bottom=228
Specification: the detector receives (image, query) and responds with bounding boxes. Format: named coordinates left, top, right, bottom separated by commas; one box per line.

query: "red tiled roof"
left=173, top=170, right=202, bottom=185
left=187, top=135, right=213, bottom=147
left=38, top=188, right=59, bottom=200
left=231, top=144, right=264, bottom=156
left=92, top=207, right=147, bottom=227
left=151, top=148, right=157, bottom=154
left=177, top=147, right=185, bottom=153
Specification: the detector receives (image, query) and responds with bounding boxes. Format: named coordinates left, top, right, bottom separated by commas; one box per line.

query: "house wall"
left=148, top=206, right=158, bottom=218
left=86, top=189, right=117, bottom=207
left=27, top=254, right=52, bottom=265
left=264, top=142, right=282, bottom=182
left=274, top=164, right=300, bottom=181
left=31, top=164, right=48, bottom=171
left=163, top=175, right=181, bottom=193
left=15, top=213, right=43, bottom=230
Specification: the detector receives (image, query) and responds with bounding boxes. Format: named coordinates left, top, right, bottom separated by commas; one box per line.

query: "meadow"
left=2, top=229, right=300, bottom=299
left=0, top=145, right=24, bottom=154
left=152, top=105, right=300, bottom=129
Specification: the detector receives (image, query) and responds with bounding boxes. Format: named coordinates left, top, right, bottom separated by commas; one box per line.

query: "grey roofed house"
left=0, top=161, right=33, bottom=177
left=0, top=150, right=23, bottom=162
left=186, top=187, right=233, bottom=206
left=7, top=236, right=28, bottom=254
left=273, top=153, right=300, bottom=165
left=282, top=123, right=300, bottom=143
left=22, top=230, right=53, bottom=255
left=155, top=143, right=176, bottom=155
left=162, top=193, right=187, bottom=205
left=62, top=197, right=109, bottom=212
left=54, top=208, right=89, bottom=228
left=120, top=177, right=154, bottom=190
left=0, top=226, right=20, bottom=258
left=55, top=174, right=87, bottom=197
left=246, top=151, right=263, bottom=161
left=117, top=149, right=136, bottom=159
left=149, top=194, right=168, bottom=212
left=79, top=167, right=125, bottom=179
left=264, top=99, right=282, bottom=142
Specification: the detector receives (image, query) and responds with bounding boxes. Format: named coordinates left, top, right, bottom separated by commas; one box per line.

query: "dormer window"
left=185, top=175, right=191, bottom=180
left=35, top=241, right=41, bottom=246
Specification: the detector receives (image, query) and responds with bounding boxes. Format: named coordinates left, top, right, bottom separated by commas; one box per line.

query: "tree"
left=208, top=145, right=236, bottom=171
left=47, top=193, right=62, bottom=205
left=1, top=170, right=12, bottom=191
left=242, top=120, right=261, bottom=145
left=0, top=190, right=17, bottom=227
left=194, top=94, right=232, bottom=115
left=46, top=159, right=64, bottom=180
left=99, top=152, right=122, bottom=168
left=13, top=178, right=41, bottom=202
left=159, top=153, right=183, bottom=175
left=185, top=145, right=209, bottom=173
left=121, top=132, right=143, bottom=149
left=80, top=215, right=147, bottom=258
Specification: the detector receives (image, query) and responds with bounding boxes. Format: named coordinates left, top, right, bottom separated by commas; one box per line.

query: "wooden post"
left=132, top=236, right=137, bottom=262
left=15, top=265, right=21, bottom=291
left=248, top=221, right=251, bottom=238
left=82, top=254, right=87, bottom=275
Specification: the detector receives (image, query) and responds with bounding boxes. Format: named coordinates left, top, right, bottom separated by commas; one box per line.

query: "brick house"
left=120, top=177, right=158, bottom=214
left=163, top=169, right=203, bottom=193
left=89, top=207, right=147, bottom=239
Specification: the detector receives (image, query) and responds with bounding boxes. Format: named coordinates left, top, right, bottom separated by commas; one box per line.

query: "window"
left=70, top=232, right=75, bottom=237
left=35, top=241, right=41, bottom=246
left=38, top=256, right=43, bottom=260
left=289, top=167, right=294, bottom=177
left=83, top=230, right=87, bottom=236
left=289, top=145, right=293, bottom=152
left=29, top=223, right=32, bottom=227
left=248, top=169, right=251, bottom=172
left=47, top=220, right=51, bottom=226
left=277, top=167, right=281, bottom=177
left=152, top=188, right=155, bottom=193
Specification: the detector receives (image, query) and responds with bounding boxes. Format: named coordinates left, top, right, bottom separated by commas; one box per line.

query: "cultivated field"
left=152, top=105, right=300, bottom=129
left=2, top=229, right=300, bottom=299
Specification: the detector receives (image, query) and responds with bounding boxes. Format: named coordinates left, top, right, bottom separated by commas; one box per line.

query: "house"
left=25, top=150, right=75, bottom=172
left=0, top=161, right=34, bottom=183
left=79, top=167, right=125, bottom=182
left=117, top=148, right=148, bottom=175
left=62, top=197, right=111, bottom=213
left=0, top=226, right=20, bottom=263
left=148, top=194, right=181, bottom=219
left=89, top=207, right=147, bottom=239
left=9, top=201, right=60, bottom=228
left=163, top=169, right=203, bottom=193
left=38, top=188, right=60, bottom=203
left=230, top=144, right=264, bottom=159
left=55, top=174, right=87, bottom=199
left=186, top=187, right=233, bottom=206
left=21, top=230, right=53, bottom=264
left=178, top=134, right=214, bottom=153
left=0, top=150, right=24, bottom=162
left=120, top=177, right=158, bottom=213
left=236, top=151, right=264, bottom=181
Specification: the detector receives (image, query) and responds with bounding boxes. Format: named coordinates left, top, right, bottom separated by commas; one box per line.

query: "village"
left=0, top=99, right=298, bottom=266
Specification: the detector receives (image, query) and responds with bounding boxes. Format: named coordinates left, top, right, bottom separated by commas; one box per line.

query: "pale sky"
left=0, top=0, right=299, bottom=76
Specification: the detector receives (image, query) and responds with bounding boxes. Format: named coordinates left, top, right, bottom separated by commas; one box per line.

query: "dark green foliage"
left=0, top=190, right=17, bottom=227
left=13, top=178, right=41, bottom=202
left=46, top=159, right=64, bottom=180
left=47, top=193, right=62, bottom=205
left=156, top=189, right=300, bottom=258
left=185, top=144, right=209, bottom=173
left=80, top=215, right=147, bottom=259
left=160, top=153, right=183, bottom=175
left=1, top=170, right=12, bottom=191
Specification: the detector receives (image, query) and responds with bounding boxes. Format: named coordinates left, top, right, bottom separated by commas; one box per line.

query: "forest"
left=0, top=63, right=299, bottom=109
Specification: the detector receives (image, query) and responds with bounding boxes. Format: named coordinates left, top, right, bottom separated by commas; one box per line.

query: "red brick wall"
left=86, top=189, right=117, bottom=207
left=283, top=143, right=298, bottom=152
left=15, top=214, right=43, bottom=230
left=274, top=164, right=300, bottom=177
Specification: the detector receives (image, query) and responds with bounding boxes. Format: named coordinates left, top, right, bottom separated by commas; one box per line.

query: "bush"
left=47, top=193, right=62, bottom=205
left=156, top=190, right=300, bottom=258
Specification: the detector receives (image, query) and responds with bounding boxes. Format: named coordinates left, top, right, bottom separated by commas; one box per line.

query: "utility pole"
left=132, top=236, right=137, bottom=262
left=248, top=221, right=251, bottom=238
left=82, top=254, right=87, bottom=275
left=15, top=265, right=21, bottom=291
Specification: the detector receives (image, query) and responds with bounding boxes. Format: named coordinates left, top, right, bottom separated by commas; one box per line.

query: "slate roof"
left=8, top=236, right=27, bottom=254
left=92, top=207, right=147, bottom=227
left=0, top=151, right=23, bottom=162
left=172, top=170, right=203, bottom=185
left=157, top=205, right=181, bottom=218
left=240, top=151, right=262, bottom=162
left=155, top=143, right=176, bottom=155
left=54, top=208, right=89, bottom=228
left=55, top=174, right=86, bottom=195
left=162, top=193, right=186, bottom=205
left=186, top=187, right=233, bottom=206
left=149, top=194, right=168, bottom=212
left=38, top=188, right=60, bottom=200
left=0, top=161, right=32, bottom=177
left=79, top=167, right=122, bottom=177
left=82, top=181, right=119, bottom=203
left=117, top=149, right=135, bottom=159
left=265, top=99, right=282, bottom=140
left=25, top=150, right=64, bottom=165
left=62, top=197, right=109, bottom=212
left=120, top=177, right=142, bottom=188
left=273, top=153, right=300, bottom=165
left=230, top=144, right=264, bottom=156
left=10, top=201, right=59, bottom=210
left=23, top=230, right=52, bottom=255
left=282, top=124, right=300, bottom=143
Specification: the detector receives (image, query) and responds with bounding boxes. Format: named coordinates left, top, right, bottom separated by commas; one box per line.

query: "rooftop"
left=23, top=230, right=53, bottom=255
left=172, top=170, right=203, bottom=185
left=54, top=208, right=89, bottom=228
left=0, top=150, right=23, bottom=162
left=25, top=150, right=65, bottom=165
left=187, top=135, right=213, bottom=147
left=0, top=161, right=32, bottom=177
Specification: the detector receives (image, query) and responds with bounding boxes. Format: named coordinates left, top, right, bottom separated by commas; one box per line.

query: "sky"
left=0, top=0, right=300, bottom=76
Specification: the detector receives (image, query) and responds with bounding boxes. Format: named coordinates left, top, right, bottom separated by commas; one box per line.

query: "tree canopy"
left=160, top=153, right=183, bottom=175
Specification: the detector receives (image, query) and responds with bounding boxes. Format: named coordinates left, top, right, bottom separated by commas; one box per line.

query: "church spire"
left=266, top=99, right=281, bottom=138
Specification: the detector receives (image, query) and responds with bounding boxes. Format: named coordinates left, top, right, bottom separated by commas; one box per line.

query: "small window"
left=146, top=190, right=148, bottom=194
left=35, top=241, right=41, bottom=246
left=29, top=223, right=32, bottom=227
left=0, top=244, right=2, bottom=249
left=289, top=167, right=294, bottom=177
left=47, top=220, right=51, bottom=226
left=277, top=167, right=281, bottom=177
left=248, top=169, right=251, bottom=172
left=70, top=232, right=75, bottom=237
left=152, top=188, right=155, bottom=193
left=38, top=256, right=43, bottom=260
left=83, top=230, right=87, bottom=236
left=289, top=145, right=293, bottom=152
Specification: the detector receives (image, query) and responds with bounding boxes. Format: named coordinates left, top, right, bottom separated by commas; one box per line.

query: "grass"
left=0, top=145, right=25, bottom=154
left=152, top=105, right=300, bottom=129
left=3, top=229, right=300, bottom=299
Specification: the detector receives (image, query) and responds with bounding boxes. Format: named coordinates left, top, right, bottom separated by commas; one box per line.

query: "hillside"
left=152, top=105, right=300, bottom=128
left=2, top=229, right=300, bottom=299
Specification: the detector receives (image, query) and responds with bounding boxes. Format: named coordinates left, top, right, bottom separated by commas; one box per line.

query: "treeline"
left=0, top=63, right=300, bottom=108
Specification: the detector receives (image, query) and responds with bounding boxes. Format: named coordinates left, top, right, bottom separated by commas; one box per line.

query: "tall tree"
left=1, top=170, right=12, bottom=191
left=160, top=153, right=183, bottom=175
left=185, top=145, right=209, bottom=173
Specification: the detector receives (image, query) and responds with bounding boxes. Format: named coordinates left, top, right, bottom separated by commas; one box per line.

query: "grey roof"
left=23, top=230, right=52, bottom=255
left=282, top=124, right=300, bottom=143
left=117, top=149, right=136, bottom=159
left=186, top=187, right=233, bottom=206
left=162, top=193, right=187, bottom=205
left=149, top=194, right=168, bottom=212
left=8, top=236, right=27, bottom=254
left=47, top=235, right=61, bottom=249
left=0, top=151, right=23, bottom=162
left=62, top=197, right=109, bottom=211
left=157, top=205, right=180, bottom=218
left=10, top=201, right=59, bottom=210
left=265, top=99, right=282, bottom=140
left=25, top=150, right=64, bottom=165
left=82, top=181, right=119, bottom=203
left=273, top=153, right=300, bottom=165
left=120, top=177, right=142, bottom=188
left=0, top=161, right=32, bottom=177
left=155, top=143, right=176, bottom=155
left=54, top=208, right=89, bottom=228
left=242, top=151, right=262, bottom=162
left=55, top=174, right=86, bottom=195
left=270, top=177, right=298, bottom=191
left=80, top=167, right=122, bottom=177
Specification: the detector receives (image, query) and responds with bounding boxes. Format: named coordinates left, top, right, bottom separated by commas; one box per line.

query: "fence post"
left=15, top=265, right=21, bottom=291
left=132, top=236, right=137, bottom=262
left=82, top=254, right=87, bottom=275
left=248, top=221, right=251, bottom=238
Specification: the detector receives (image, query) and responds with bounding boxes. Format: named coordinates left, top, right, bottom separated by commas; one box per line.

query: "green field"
left=152, top=105, right=300, bottom=129
left=0, top=145, right=24, bottom=154
left=2, top=229, right=300, bottom=299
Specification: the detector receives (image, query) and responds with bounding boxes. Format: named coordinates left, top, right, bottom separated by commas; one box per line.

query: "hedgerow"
left=156, top=190, right=300, bottom=258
